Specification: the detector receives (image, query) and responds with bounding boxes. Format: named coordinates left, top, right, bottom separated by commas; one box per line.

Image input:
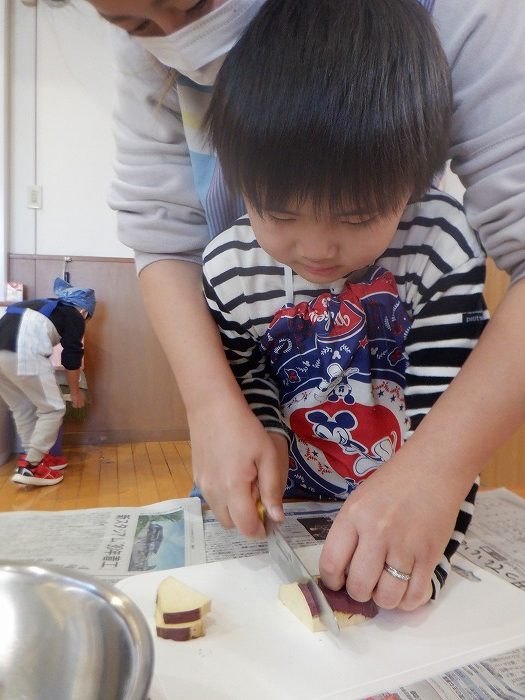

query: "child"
left=0, top=278, right=96, bottom=486
left=201, top=0, right=488, bottom=606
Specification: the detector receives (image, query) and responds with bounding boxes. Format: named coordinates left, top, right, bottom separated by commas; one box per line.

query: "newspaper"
left=203, top=488, right=525, bottom=577
left=363, top=646, right=525, bottom=699
left=0, top=497, right=205, bottom=584
left=203, top=500, right=343, bottom=562
left=459, top=488, right=525, bottom=591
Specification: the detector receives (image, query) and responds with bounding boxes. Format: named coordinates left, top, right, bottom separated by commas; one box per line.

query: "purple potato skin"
left=162, top=609, right=201, bottom=624
left=298, top=583, right=320, bottom=617
left=316, top=579, right=378, bottom=618
left=156, top=625, right=193, bottom=641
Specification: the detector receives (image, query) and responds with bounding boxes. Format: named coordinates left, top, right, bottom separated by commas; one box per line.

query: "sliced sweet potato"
left=278, top=582, right=325, bottom=632
left=155, top=608, right=205, bottom=641
left=279, top=578, right=378, bottom=632
left=316, top=578, right=378, bottom=621
left=156, top=576, right=211, bottom=624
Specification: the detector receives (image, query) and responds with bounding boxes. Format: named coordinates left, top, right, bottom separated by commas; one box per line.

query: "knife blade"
left=264, top=513, right=340, bottom=636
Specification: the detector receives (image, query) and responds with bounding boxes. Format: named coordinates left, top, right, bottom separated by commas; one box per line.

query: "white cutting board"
left=118, top=547, right=525, bottom=699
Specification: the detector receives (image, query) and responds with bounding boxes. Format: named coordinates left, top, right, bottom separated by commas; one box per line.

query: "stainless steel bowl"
left=0, top=561, right=154, bottom=700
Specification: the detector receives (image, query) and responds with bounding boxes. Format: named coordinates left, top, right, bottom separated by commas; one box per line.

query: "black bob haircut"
left=205, top=0, right=452, bottom=218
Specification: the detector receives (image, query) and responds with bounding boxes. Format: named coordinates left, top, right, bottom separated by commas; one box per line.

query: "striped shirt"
left=204, top=189, right=488, bottom=433
left=203, top=188, right=488, bottom=594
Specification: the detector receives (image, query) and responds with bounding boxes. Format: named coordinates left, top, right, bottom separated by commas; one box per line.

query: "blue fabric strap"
left=5, top=298, right=59, bottom=318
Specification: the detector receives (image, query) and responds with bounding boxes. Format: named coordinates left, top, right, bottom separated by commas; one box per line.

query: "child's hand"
left=189, top=397, right=287, bottom=538
left=319, top=456, right=461, bottom=611
left=69, top=389, right=86, bottom=409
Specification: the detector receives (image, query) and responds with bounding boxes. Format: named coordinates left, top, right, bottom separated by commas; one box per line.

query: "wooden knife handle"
left=256, top=499, right=266, bottom=523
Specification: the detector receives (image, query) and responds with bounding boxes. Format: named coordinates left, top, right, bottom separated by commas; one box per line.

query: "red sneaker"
left=42, top=453, right=69, bottom=471
left=17, top=453, right=68, bottom=471
left=11, top=460, right=64, bottom=486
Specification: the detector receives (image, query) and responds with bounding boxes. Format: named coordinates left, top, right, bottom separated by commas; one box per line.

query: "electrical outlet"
left=27, top=185, right=42, bottom=209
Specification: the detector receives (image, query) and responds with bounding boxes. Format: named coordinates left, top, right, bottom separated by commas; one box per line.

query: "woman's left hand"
left=318, top=455, right=460, bottom=610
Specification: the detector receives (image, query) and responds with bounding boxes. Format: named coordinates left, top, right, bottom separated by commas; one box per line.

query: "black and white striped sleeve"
left=404, top=255, right=488, bottom=436
left=202, top=235, right=288, bottom=439
left=383, top=194, right=489, bottom=434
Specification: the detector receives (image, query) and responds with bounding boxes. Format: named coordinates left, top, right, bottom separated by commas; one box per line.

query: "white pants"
left=0, top=350, right=65, bottom=465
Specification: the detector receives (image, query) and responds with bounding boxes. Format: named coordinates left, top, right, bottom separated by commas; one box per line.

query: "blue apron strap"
left=5, top=298, right=59, bottom=318
left=37, top=299, right=60, bottom=318
left=4, top=305, right=25, bottom=315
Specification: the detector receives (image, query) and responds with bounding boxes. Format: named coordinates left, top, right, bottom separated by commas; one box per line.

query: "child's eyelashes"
left=340, top=216, right=376, bottom=227
left=264, top=212, right=378, bottom=227
left=266, top=214, right=297, bottom=224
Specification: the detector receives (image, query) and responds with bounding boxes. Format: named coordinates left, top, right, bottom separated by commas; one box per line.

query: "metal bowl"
left=0, top=561, right=154, bottom=699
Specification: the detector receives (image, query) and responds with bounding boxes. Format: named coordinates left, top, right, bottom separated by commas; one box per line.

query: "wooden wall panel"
left=6, top=255, right=524, bottom=487
left=8, top=255, right=189, bottom=445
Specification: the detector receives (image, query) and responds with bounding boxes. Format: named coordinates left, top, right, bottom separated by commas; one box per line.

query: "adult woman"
left=88, top=0, right=525, bottom=611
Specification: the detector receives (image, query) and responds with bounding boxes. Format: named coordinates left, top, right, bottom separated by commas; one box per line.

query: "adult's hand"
left=190, top=398, right=288, bottom=537
left=319, top=455, right=460, bottom=611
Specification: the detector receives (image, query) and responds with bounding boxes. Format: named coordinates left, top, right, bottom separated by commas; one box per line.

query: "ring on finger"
left=384, top=563, right=412, bottom=582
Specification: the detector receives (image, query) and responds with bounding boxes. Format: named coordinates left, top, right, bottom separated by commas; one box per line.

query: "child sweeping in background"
left=0, top=278, right=96, bottom=486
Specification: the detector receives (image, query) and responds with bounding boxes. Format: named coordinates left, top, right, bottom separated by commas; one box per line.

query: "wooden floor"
left=0, top=442, right=194, bottom=512
left=1, top=440, right=524, bottom=513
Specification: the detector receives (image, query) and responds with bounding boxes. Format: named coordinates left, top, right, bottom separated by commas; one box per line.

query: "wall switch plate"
left=27, top=185, right=42, bottom=209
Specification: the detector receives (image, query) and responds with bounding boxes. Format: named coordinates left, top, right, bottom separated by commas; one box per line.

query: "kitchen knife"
left=260, top=506, right=340, bottom=636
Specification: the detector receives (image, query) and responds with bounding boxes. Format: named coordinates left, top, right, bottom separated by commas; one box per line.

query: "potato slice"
left=156, top=576, right=211, bottom=624
left=155, top=608, right=205, bottom=641
left=278, top=582, right=325, bottom=632
left=279, top=579, right=378, bottom=632
left=316, top=578, right=378, bottom=624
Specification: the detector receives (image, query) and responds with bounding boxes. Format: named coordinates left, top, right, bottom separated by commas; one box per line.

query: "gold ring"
left=384, top=563, right=412, bottom=582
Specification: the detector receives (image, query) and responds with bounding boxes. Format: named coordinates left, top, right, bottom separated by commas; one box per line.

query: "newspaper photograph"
left=0, top=497, right=205, bottom=584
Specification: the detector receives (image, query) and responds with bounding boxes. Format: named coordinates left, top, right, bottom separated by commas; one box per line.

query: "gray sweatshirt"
left=109, top=0, right=525, bottom=283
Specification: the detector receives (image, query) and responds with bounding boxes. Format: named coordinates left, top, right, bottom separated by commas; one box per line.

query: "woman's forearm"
left=139, top=259, right=244, bottom=415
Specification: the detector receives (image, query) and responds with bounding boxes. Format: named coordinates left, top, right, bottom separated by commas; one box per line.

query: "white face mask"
left=134, top=0, right=266, bottom=86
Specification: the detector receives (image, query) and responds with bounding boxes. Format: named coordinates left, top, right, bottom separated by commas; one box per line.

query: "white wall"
left=9, top=0, right=131, bottom=259
left=9, top=0, right=36, bottom=258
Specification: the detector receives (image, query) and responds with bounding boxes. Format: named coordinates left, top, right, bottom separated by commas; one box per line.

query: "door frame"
left=0, top=0, right=9, bottom=294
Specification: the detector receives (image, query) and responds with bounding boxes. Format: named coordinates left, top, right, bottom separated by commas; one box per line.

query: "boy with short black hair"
left=201, top=0, right=488, bottom=605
